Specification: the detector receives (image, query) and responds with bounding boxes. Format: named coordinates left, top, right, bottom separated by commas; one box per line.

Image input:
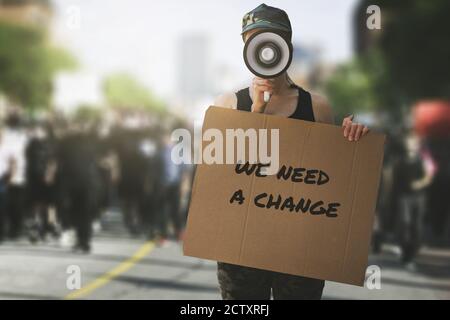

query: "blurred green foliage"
left=326, top=0, right=450, bottom=120
left=0, top=22, right=77, bottom=110
left=373, top=0, right=450, bottom=102
left=103, top=72, right=165, bottom=113
left=325, top=56, right=377, bottom=119
left=73, top=104, right=102, bottom=123
left=326, top=50, right=398, bottom=119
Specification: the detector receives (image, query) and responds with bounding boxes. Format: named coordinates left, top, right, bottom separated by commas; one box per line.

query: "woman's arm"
left=214, top=93, right=237, bottom=109
left=311, top=93, right=335, bottom=125
left=311, top=93, right=369, bottom=142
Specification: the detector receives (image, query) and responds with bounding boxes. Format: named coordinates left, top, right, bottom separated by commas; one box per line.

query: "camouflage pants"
left=217, top=262, right=324, bottom=300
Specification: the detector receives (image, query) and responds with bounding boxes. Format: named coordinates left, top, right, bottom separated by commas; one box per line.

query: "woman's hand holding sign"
left=342, top=115, right=369, bottom=142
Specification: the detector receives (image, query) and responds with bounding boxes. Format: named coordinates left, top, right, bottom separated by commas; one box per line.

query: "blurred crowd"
left=0, top=107, right=194, bottom=253
left=0, top=103, right=449, bottom=264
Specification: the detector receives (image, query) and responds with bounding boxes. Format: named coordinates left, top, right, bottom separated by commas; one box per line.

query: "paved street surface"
left=0, top=223, right=449, bottom=300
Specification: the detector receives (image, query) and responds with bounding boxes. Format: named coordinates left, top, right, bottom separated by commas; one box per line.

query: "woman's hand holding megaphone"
left=251, top=77, right=274, bottom=113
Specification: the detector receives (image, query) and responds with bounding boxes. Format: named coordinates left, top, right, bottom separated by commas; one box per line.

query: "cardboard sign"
left=183, top=106, right=385, bottom=286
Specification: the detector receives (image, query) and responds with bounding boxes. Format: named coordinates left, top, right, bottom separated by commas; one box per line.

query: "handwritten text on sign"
left=229, top=162, right=341, bottom=218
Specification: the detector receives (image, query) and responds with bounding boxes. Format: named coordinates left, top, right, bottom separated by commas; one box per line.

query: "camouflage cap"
left=241, top=3, right=292, bottom=40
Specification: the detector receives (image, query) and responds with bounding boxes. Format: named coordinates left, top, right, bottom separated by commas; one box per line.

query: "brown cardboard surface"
left=183, top=106, right=385, bottom=286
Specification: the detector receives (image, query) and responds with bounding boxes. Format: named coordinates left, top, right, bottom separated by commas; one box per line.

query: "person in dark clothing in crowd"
left=113, top=126, right=149, bottom=235
left=25, top=124, right=58, bottom=243
left=96, top=140, right=118, bottom=218
left=377, top=133, right=406, bottom=238
left=213, top=4, right=369, bottom=300
left=157, top=133, right=184, bottom=241
left=55, top=126, right=102, bottom=253
left=389, top=133, right=426, bottom=263
left=91, top=125, right=117, bottom=223
left=424, top=138, right=450, bottom=242
left=136, top=129, right=165, bottom=240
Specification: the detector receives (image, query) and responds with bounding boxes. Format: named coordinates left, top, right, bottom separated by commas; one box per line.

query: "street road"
left=0, top=223, right=449, bottom=300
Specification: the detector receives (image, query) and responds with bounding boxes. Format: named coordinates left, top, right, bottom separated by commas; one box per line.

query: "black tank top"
left=235, top=85, right=315, bottom=122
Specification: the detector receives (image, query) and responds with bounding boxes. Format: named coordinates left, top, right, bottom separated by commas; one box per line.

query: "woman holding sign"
left=214, top=4, right=369, bottom=300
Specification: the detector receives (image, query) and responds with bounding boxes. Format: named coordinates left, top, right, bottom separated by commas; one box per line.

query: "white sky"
left=51, top=0, right=359, bottom=109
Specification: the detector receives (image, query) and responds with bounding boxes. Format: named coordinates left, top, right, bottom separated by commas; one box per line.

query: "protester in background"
left=423, top=138, right=450, bottom=243
left=55, top=123, right=101, bottom=253
left=25, top=123, right=59, bottom=243
left=113, top=115, right=149, bottom=235
left=2, top=112, right=29, bottom=240
left=158, top=132, right=184, bottom=242
left=138, top=128, right=164, bottom=240
left=213, top=4, right=369, bottom=300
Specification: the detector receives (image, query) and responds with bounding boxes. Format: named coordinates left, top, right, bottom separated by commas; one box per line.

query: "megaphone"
left=243, top=30, right=293, bottom=102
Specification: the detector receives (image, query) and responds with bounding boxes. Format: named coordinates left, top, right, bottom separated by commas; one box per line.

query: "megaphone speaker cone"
left=243, top=30, right=293, bottom=79
left=261, top=47, right=275, bottom=62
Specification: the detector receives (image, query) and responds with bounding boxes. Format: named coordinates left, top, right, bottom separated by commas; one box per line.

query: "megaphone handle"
left=264, top=91, right=271, bottom=103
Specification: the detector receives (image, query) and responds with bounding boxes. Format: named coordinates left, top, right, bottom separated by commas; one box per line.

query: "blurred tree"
left=329, top=0, right=450, bottom=122
left=326, top=49, right=403, bottom=120
left=0, top=22, right=76, bottom=110
left=325, top=57, right=377, bottom=119
left=357, top=0, right=450, bottom=103
left=73, top=104, right=102, bottom=124
left=103, top=72, right=165, bottom=113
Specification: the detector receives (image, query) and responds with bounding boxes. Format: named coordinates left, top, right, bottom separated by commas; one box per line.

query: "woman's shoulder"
left=213, top=92, right=238, bottom=109
left=309, top=91, right=335, bottom=125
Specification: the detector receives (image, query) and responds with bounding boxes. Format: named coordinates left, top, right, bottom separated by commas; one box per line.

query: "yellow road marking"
left=65, top=241, right=155, bottom=300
